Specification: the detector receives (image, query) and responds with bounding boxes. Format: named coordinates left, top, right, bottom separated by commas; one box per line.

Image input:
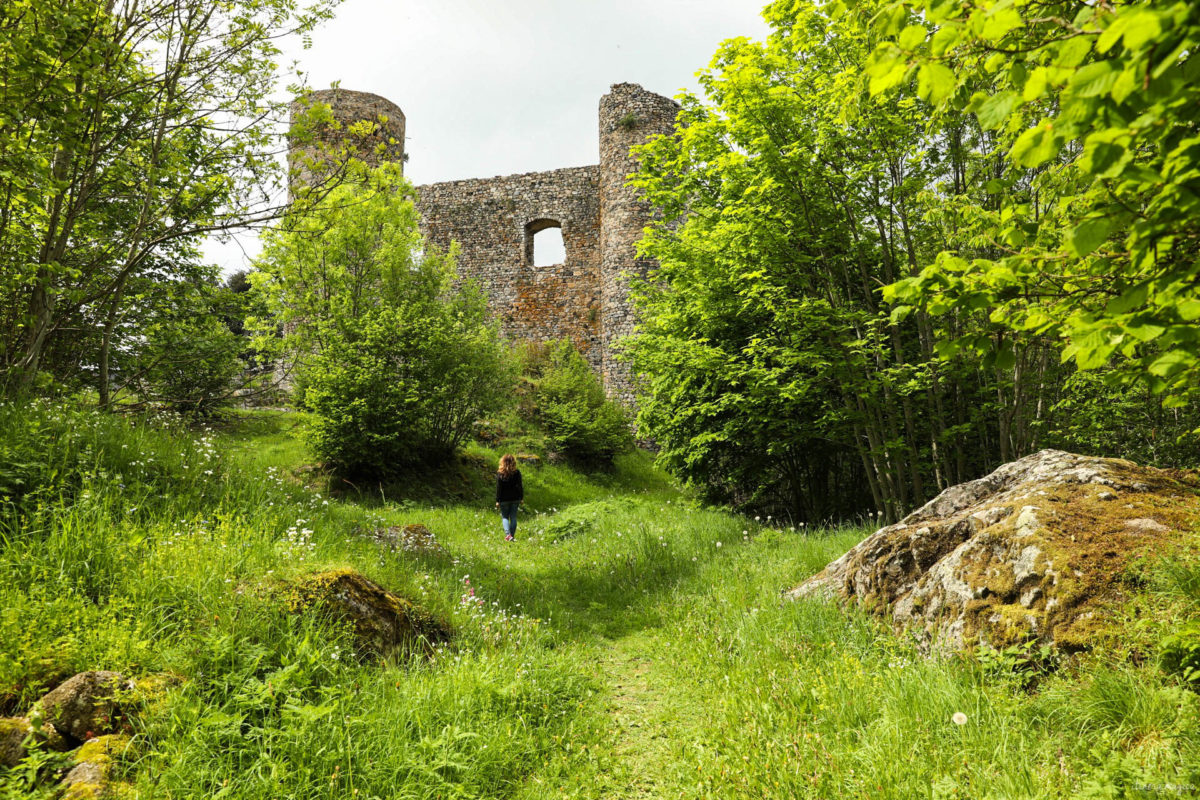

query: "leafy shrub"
left=304, top=299, right=512, bottom=477
left=529, top=340, right=632, bottom=466
left=254, top=164, right=515, bottom=477
left=137, top=314, right=243, bottom=416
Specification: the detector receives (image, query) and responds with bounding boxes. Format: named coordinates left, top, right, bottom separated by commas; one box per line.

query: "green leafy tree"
left=532, top=340, right=632, bottom=466
left=0, top=0, right=343, bottom=402
left=868, top=0, right=1200, bottom=404
left=253, top=165, right=513, bottom=475
left=627, top=0, right=980, bottom=520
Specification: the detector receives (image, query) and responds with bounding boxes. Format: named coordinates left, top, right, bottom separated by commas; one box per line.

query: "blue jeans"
left=499, top=501, right=519, bottom=537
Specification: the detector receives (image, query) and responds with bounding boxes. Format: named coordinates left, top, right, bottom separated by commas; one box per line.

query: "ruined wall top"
left=287, top=82, right=681, bottom=405
left=289, top=88, right=406, bottom=187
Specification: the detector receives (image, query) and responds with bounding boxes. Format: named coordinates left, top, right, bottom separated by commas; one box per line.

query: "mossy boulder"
left=60, top=734, right=135, bottom=800
left=0, top=717, right=30, bottom=768
left=789, top=450, right=1200, bottom=651
left=371, top=523, right=445, bottom=555
left=35, top=672, right=133, bottom=745
left=286, top=569, right=451, bottom=658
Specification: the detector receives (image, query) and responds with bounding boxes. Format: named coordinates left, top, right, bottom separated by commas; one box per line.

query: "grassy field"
left=2, top=403, right=1199, bottom=799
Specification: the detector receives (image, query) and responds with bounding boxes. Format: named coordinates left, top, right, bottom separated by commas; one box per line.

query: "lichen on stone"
left=789, top=450, right=1200, bottom=652
left=285, top=568, right=451, bottom=658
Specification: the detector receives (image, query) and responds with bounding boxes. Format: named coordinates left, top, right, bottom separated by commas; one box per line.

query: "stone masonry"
left=291, top=83, right=679, bottom=404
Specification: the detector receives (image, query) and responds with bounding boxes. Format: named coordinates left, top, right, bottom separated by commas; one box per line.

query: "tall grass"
left=1, top=402, right=1198, bottom=798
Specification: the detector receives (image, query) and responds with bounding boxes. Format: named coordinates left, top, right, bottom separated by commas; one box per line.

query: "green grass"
left=2, top=403, right=1199, bottom=798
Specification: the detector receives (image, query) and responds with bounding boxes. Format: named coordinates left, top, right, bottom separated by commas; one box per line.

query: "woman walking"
left=495, top=453, right=524, bottom=541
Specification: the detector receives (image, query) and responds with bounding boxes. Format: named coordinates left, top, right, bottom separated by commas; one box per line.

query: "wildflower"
left=715, top=541, right=722, bottom=548
left=952, top=712, right=968, bottom=726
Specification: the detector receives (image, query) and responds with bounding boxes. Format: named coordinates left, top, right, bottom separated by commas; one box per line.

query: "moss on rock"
left=285, top=569, right=451, bottom=658
left=60, top=734, right=135, bottom=800
left=790, top=450, right=1200, bottom=652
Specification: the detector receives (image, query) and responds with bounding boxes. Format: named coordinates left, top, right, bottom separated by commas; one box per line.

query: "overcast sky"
left=207, top=0, right=771, bottom=274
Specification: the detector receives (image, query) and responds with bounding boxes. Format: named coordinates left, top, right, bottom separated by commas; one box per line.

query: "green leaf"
left=1010, top=123, right=1062, bottom=167
left=930, top=24, right=962, bottom=56
left=980, top=6, right=1022, bottom=41
left=1068, top=217, right=1114, bottom=257
left=1080, top=135, right=1132, bottom=178
left=899, top=24, right=927, bottom=50
left=1069, top=61, right=1120, bottom=98
left=975, top=90, right=1019, bottom=130
left=1106, top=282, right=1149, bottom=315
left=1125, top=323, right=1166, bottom=343
left=918, top=62, right=957, bottom=105
left=1148, top=350, right=1192, bottom=378
left=1177, top=300, right=1200, bottom=321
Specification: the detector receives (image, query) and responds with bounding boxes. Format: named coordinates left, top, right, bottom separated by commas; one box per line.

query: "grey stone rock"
left=787, top=449, right=1198, bottom=651
left=37, top=671, right=132, bottom=744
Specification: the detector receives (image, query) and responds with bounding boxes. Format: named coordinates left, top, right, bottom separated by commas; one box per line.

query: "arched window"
left=525, top=218, right=565, bottom=266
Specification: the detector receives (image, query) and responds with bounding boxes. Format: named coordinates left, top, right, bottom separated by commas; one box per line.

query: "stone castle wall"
left=598, top=84, right=681, bottom=405
left=416, top=167, right=603, bottom=369
left=292, top=83, right=679, bottom=404
left=289, top=88, right=406, bottom=188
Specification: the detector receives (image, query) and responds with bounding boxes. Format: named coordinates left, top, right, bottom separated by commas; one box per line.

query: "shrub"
left=137, top=314, right=243, bottom=416
left=533, top=341, right=632, bottom=466
left=304, top=297, right=512, bottom=477
left=254, top=164, right=515, bottom=477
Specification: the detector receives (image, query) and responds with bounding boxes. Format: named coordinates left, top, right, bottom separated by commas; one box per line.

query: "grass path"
left=595, top=631, right=691, bottom=798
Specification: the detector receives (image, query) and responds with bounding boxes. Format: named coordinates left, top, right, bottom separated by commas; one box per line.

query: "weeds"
left=1, top=402, right=1198, bottom=798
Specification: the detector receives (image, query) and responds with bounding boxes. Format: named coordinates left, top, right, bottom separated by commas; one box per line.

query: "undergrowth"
left=0, top=402, right=1198, bottom=798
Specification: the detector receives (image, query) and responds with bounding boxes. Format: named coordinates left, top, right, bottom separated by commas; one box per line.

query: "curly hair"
left=498, top=453, right=518, bottom=477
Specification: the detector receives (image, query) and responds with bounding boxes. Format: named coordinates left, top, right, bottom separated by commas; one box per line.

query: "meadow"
left=1, top=402, right=1198, bottom=799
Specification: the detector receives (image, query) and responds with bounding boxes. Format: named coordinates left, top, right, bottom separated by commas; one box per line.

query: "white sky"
left=207, top=0, right=771, bottom=275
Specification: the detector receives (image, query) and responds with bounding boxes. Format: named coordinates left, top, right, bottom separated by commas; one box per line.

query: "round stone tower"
left=289, top=88, right=406, bottom=190
left=598, top=83, right=680, bottom=406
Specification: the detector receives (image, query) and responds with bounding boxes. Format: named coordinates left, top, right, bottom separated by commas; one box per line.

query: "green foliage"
left=130, top=276, right=247, bottom=416
left=0, top=0, right=340, bottom=402
left=1162, top=624, right=1200, bottom=686
left=304, top=302, right=511, bottom=475
left=869, top=0, right=1200, bottom=404
left=627, top=0, right=1200, bottom=522
left=528, top=341, right=632, bottom=467
left=0, top=400, right=226, bottom=521
left=255, top=165, right=513, bottom=476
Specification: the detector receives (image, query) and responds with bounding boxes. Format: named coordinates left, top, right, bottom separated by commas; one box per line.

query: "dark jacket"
left=496, top=469, right=524, bottom=503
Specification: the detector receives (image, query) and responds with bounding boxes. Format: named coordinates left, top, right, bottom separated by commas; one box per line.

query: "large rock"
left=788, top=450, right=1200, bottom=650
left=0, top=716, right=67, bottom=767
left=36, top=672, right=133, bottom=744
left=286, top=569, right=451, bottom=658
left=0, top=717, right=30, bottom=768
left=60, top=734, right=134, bottom=800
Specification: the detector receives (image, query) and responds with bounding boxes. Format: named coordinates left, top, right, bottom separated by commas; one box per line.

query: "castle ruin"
left=290, top=83, right=680, bottom=405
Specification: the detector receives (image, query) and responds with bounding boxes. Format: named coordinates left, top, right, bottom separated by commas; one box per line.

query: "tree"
left=625, top=0, right=1199, bottom=522
left=868, top=0, right=1200, bottom=405
left=532, top=340, right=632, bottom=466
left=0, top=0, right=346, bottom=402
left=252, top=164, right=513, bottom=475
left=628, top=0, right=976, bottom=520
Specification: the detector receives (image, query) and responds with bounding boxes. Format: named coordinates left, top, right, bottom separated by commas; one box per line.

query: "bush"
left=254, top=164, right=515, bottom=477
left=304, top=295, right=512, bottom=477
left=137, top=314, right=243, bottom=416
left=531, top=341, right=632, bottom=466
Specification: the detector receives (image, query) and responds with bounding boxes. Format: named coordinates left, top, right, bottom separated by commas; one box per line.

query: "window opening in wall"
left=526, top=219, right=565, bottom=266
